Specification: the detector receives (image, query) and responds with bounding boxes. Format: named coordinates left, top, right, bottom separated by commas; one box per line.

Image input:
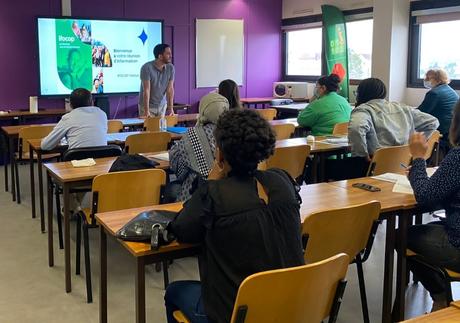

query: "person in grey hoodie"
left=326, top=78, right=439, bottom=180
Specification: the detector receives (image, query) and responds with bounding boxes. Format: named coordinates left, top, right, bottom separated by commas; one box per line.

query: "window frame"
left=407, top=0, right=460, bottom=89
left=281, top=7, right=373, bottom=83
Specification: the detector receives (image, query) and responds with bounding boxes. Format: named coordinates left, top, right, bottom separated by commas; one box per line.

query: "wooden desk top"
left=0, top=109, right=66, bottom=119
left=327, top=176, right=417, bottom=211
left=402, top=305, right=460, bottom=322
left=96, top=203, right=200, bottom=257
left=275, top=137, right=350, bottom=154
left=115, top=114, right=198, bottom=127
left=240, top=97, right=275, bottom=104
left=44, top=153, right=169, bottom=183
left=1, top=123, right=57, bottom=137
left=269, top=118, right=299, bottom=128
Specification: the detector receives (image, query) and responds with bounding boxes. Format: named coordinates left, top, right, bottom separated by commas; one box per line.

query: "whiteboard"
left=196, top=19, right=244, bottom=88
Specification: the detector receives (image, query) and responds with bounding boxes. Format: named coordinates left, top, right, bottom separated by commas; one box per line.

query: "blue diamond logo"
left=138, top=29, right=148, bottom=45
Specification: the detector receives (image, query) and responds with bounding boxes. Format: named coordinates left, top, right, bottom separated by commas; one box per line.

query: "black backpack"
left=108, top=153, right=159, bottom=172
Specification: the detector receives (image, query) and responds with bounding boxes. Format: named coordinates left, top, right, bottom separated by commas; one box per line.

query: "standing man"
left=139, top=43, right=175, bottom=117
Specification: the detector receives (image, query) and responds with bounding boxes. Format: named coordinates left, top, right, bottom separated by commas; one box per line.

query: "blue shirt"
left=418, top=84, right=459, bottom=136
left=41, top=106, right=108, bottom=150
left=409, top=148, right=460, bottom=248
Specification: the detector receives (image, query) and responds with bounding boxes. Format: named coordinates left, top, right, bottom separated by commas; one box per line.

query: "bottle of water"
left=159, top=116, right=167, bottom=132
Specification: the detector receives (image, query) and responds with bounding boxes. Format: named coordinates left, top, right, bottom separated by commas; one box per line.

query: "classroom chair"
left=256, top=108, right=277, bottom=121
left=173, top=253, right=350, bottom=323
left=125, top=131, right=171, bottom=154
left=14, top=125, right=59, bottom=204
left=366, top=145, right=412, bottom=176
left=302, top=201, right=381, bottom=323
left=52, top=145, right=123, bottom=250
left=107, top=120, right=123, bottom=133
left=406, top=249, right=460, bottom=307
left=144, top=115, right=178, bottom=132
left=332, top=122, right=349, bottom=136
left=272, top=123, right=295, bottom=140
left=424, top=130, right=441, bottom=165
left=75, top=168, right=166, bottom=303
left=259, top=144, right=310, bottom=183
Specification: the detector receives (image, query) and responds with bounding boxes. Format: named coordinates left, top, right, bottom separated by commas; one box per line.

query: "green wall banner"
left=322, top=5, right=349, bottom=100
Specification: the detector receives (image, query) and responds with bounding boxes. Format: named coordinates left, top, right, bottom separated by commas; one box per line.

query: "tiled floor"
left=0, top=163, right=458, bottom=322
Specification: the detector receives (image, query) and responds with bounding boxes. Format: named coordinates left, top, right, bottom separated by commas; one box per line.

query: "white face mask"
left=423, top=80, right=433, bottom=89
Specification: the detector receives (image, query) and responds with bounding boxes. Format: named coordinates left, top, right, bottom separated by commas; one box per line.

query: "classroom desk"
left=276, top=137, right=351, bottom=182
left=115, top=113, right=199, bottom=130
left=271, top=102, right=308, bottom=118
left=402, top=302, right=460, bottom=322
left=44, top=153, right=169, bottom=295
left=28, top=130, right=179, bottom=231
left=0, top=109, right=66, bottom=122
left=240, top=97, right=275, bottom=108
left=96, top=203, right=201, bottom=323
left=93, top=179, right=416, bottom=323
left=268, top=118, right=299, bottom=128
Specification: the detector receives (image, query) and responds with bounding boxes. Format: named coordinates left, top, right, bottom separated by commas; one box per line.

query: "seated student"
left=169, top=93, right=229, bottom=201
left=340, top=77, right=439, bottom=178
left=297, top=74, right=351, bottom=136
left=41, top=88, right=107, bottom=150
left=164, top=109, right=305, bottom=323
left=218, top=79, right=241, bottom=110
left=419, top=69, right=459, bottom=157
left=406, top=101, right=460, bottom=312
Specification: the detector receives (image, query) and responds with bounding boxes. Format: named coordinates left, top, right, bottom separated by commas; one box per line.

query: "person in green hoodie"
left=297, top=74, right=351, bottom=136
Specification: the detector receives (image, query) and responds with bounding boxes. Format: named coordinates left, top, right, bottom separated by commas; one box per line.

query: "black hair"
left=215, top=109, right=276, bottom=177
left=355, top=78, right=387, bottom=107
left=218, top=79, right=241, bottom=109
left=70, top=88, right=92, bottom=109
left=317, top=74, right=341, bottom=93
left=153, top=43, right=170, bottom=59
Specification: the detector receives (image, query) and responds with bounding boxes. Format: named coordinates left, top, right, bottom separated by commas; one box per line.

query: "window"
left=285, top=27, right=322, bottom=77
left=419, top=21, right=460, bottom=79
left=408, top=0, right=460, bottom=88
left=347, top=19, right=373, bottom=80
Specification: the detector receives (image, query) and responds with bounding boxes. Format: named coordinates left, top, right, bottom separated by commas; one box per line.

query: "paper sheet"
left=71, top=158, right=96, bottom=167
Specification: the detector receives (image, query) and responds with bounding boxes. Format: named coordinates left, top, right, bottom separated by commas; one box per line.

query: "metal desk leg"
left=3, top=132, right=8, bottom=192
left=99, top=226, right=107, bottom=323
left=382, top=216, right=396, bottom=323
left=37, top=152, right=45, bottom=232
left=9, top=136, right=15, bottom=202
left=29, top=143, right=36, bottom=219
left=64, top=184, right=72, bottom=293
left=135, top=257, right=146, bottom=323
left=47, top=173, right=54, bottom=267
left=393, top=212, right=411, bottom=321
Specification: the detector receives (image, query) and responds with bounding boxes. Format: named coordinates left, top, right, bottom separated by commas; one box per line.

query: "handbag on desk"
left=116, top=209, right=177, bottom=250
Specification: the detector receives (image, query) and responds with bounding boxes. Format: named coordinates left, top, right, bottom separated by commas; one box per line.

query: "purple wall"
left=0, top=0, right=282, bottom=117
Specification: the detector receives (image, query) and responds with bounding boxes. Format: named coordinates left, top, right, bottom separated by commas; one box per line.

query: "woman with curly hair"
left=165, top=109, right=305, bottom=323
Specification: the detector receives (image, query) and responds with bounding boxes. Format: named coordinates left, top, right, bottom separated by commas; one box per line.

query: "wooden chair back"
left=261, top=144, right=310, bottom=180
left=107, top=120, right=123, bottom=133
left=272, top=124, right=295, bottom=140
left=144, top=115, right=178, bottom=132
left=174, top=254, right=350, bottom=323
left=92, top=169, right=166, bottom=213
left=332, top=122, right=349, bottom=136
left=256, top=108, right=277, bottom=121
left=424, top=130, right=441, bottom=161
left=367, top=145, right=411, bottom=176
left=18, top=125, right=55, bottom=155
left=125, top=132, right=171, bottom=154
left=302, top=201, right=381, bottom=264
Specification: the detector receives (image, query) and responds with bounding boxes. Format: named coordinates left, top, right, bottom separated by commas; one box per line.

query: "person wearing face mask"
left=297, top=74, right=351, bottom=136
left=419, top=69, right=459, bottom=157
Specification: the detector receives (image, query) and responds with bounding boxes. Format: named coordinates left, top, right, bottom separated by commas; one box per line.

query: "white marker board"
left=196, top=19, right=244, bottom=88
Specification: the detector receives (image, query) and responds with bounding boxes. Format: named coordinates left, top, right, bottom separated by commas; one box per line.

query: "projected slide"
left=37, top=18, right=162, bottom=96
